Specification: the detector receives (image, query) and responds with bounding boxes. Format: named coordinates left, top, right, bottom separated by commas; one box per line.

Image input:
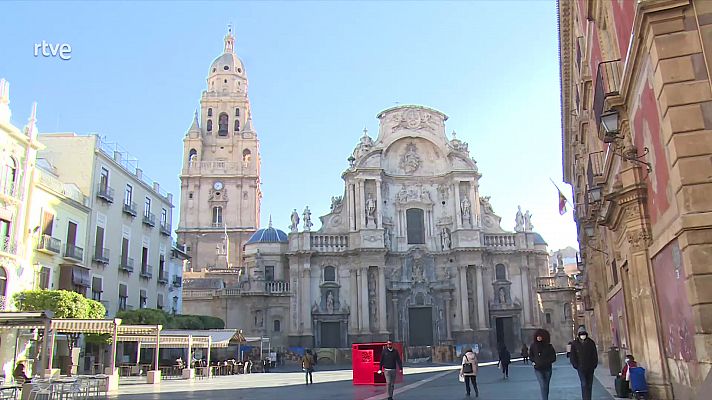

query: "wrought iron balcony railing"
left=142, top=213, right=156, bottom=227
left=93, top=247, right=110, bottom=264
left=122, top=201, right=137, bottom=217
left=96, top=183, right=115, bottom=203
left=119, top=257, right=134, bottom=273
left=37, top=234, right=61, bottom=254
left=64, top=243, right=84, bottom=262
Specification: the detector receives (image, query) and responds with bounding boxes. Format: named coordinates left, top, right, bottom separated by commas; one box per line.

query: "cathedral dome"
left=209, top=52, right=245, bottom=76
left=246, top=225, right=288, bottom=245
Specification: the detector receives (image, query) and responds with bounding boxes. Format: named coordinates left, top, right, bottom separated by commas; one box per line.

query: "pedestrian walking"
left=521, top=343, right=529, bottom=364
left=459, top=347, right=479, bottom=397
left=498, top=345, right=511, bottom=379
left=302, top=349, right=316, bottom=385
left=530, top=328, right=557, bottom=400
left=378, top=341, right=403, bottom=400
left=570, top=328, right=598, bottom=400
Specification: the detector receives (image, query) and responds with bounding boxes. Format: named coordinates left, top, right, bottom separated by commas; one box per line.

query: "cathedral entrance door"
left=495, top=317, right=515, bottom=351
left=408, top=307, right=433, bottom=346
left=320, top=322, right=341, bottom=348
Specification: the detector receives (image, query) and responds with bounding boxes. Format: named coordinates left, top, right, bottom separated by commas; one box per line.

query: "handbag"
left=462, top=355, right=474, bottom=374
left=458, top=374, right=465, bottom=383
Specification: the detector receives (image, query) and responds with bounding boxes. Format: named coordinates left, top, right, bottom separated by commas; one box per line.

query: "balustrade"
left=483, top=234, right=516, bottom=248
left=311, top=235, right=349, bottom=252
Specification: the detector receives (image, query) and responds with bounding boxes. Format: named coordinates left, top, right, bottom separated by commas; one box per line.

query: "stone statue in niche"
left=290, top=209, right=300, bottom=233
left=412, top=259, right=425, bottom=282
left=440, top=227, right=452, bottom=250
left=243, top=152, right=251, bottom=169
left=366, top=193, right=377, bottom=225
left=384, top=228, right=392, bottom=250
left=326, top=290, right=334, bottom=314
left=437, top=184, right=449, bottom=202
left=498, top=287, right=507, bottom=304
left=461, top=197, right=472, bottom=224
left=399, top=142, right=421, bottom=174
left=524, top=210, right=533, bottom=232
left=255, top=310, right=263, bottom=327
left=303, top=206, right=313, bottom=231
left=515, top=206, right=525, bottom=232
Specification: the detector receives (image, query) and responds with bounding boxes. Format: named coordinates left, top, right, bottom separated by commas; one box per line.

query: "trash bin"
left=608, top=346, right=621, bottom=376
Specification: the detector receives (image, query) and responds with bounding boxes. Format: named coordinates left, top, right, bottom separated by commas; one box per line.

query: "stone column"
left=357, top=180, right=366, bottom=230
left=444, top=294, right=453, bottom=340
left=458, top=265, right=471, bottom=330
left=301, top=263, right=312, bottom=335
left=378, top=266, right=388, bottom=333
left=359, top=267, right=370, bottom=333
left=392, top=297, right=399, bottom=341
left=520, top=265, right=531, bottom=327
left=348, top=183, right=356, bottom=231
left=476, top=265, right=487, bottom=329
left=349, top=268, right=359, bottom=334
left=454, top=182, right=462, bottom=229
left=468, top=180, right=479, bottom=227
left=375, top=178, right=383, bottom=229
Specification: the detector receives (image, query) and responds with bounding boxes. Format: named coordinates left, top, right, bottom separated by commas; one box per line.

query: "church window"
left=273, top=320, right=281, bottom=332
left=495, top=264, right=507, bottom=280
left=238, top=68, right=242, bottom=73
left=234, top=120, right=240, bottom=131
left=265, top=266, right=274, bottom=281
left=324, top=266, right=336, bottom=282
left=563, top=303, right=572, bottom=320
left=188, top=149, right=197, bottom=164
left=218, top=113, right=229, bottom=136
left=235, top=108, right=239, bottom=117
left=207, top=108, right=212, bottom=117
left=207, top=120, right=213, bottom=132
left=545, top=312, right=552, bottom=324
left=223, top=65, right=229, bottom=70
left=212, top=68, right=216, bottom=73
left=212, top=206, right=223, bottom=225
left=406, top=208, right=425, bottom=244
left=224, top=79, right=227, bottom=83
left=188, top=192, right=193, bottom=199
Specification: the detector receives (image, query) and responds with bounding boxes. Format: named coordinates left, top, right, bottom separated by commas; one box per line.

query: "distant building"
left=38, top=134, right=174, bottom=316
left=548, top=246, right=580, bottom=276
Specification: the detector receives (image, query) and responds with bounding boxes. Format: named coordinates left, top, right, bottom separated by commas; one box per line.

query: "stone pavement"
left=112, top=357, right=613, bottom=400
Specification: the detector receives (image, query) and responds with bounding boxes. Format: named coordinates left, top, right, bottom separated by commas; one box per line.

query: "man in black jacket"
left=379, top=341, right=403, bottom=400
left=570, top=329, right=599, bottom=400
left=530, top=329, right=557, bottom=400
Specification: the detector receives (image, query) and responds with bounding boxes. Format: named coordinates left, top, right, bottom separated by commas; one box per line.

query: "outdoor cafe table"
left=0, top=384, right=21, bottom=400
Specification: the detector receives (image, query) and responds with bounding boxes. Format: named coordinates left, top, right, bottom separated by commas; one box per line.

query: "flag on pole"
left=558, top=189, right=568, bottom=215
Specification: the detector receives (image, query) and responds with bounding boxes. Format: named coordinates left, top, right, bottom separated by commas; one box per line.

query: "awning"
left=72, top=267, right=91, bottom=287
left=117, top=329, right=244, bottom=348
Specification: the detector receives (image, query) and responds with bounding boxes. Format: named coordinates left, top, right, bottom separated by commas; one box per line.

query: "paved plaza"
left=112, top=357, right=614, bottom=400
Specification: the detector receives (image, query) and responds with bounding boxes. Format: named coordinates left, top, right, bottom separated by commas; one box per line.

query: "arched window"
left=218, top=113, right=229, bottom=136
left=406, top=208, right=425, bottom=244
left=188, top=149, right=197, bottom=163
left=273, top=320, right=281, bottom=332
left=234, top=119, right=240, bottom=132
left=3, top=157, right=17, bottom=193
left=0, top=267, right=7, bottom=297
left=324, top=266, right=336, bottom=282
left=495, top=264, right=507, bottom=280
left=235, top=108, right=240, bottom=117
left=207, top=108, right=213, bottom=117
left=242, top=149, right=252, bottom=167
left=563, top=303, right=572, bottom=320
left=207, top=120, right=213, bottom=132
left=212, top=206, right=223, bottom=225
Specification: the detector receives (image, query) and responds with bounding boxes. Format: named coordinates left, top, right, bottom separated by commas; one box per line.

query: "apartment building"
left=28, top=159, right=91, bottom=294
left=38, top=134, right=174, bottom=317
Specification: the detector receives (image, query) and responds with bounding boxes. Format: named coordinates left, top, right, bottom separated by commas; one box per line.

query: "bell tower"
left=177, top=27, right=261, bottom=271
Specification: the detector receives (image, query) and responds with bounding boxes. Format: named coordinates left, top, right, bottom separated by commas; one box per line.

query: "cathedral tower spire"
left=224, top=24, right=235, bottom=54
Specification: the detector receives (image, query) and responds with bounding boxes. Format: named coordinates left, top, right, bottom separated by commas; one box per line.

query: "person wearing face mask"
left=570, top=327, right=599, bottom=400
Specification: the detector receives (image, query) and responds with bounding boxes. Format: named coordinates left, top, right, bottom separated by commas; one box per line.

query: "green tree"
left=116, top=308, right=169, bottom=326
left=14, top=290, right=105, bottom=318
left=114, top=309, right=225, bottom=330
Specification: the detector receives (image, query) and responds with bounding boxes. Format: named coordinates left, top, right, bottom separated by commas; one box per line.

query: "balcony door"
left=95, top=226, right=105, bottom=257
left=66, top=222, right=77, bottom=247
left=42, top=211, right=54, bottom=236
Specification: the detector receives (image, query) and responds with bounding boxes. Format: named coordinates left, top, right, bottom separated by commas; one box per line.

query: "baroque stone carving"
left=440, top=227, right=452, bottom=250
left=399, top=142, right=421, bottom=174
left=396, top=184, right=433, bottom=205
left=524, top=210, right=533, bottom=232
left=626, top=229, right=651, bottom=252
left=449, top=131, right=469, bottom=153
left=437, top=184, right=450, bottom=202
left=366, top=193, right=377, bottom=226
left=480, top=196, right=494, bottom=214
left=290, top=209, right=300, bottom=233
left=302, top=206, right=313, bottom=231
left=330, top=196, right=343, bottom=213
left=515, top=205, right=524, bottom=232
left=326, top=290, right=334, bottom=314
left=461, top=196, right=472, bottom=224
left=390, top=108, right=435, bottom=132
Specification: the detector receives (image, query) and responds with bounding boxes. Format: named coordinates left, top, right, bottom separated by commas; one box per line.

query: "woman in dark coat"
left=530, top=329, right=557, bottom=400
left=498, top=345, right=511, bottom=379
left=521, top=343, right=529, bottom=364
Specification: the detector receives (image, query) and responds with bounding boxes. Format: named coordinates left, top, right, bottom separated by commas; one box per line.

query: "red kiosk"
left=351, top=342, right=405, bottom=385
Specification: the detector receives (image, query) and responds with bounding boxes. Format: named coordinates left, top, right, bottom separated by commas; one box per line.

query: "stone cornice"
left=559, top=0, right=574, bottom=184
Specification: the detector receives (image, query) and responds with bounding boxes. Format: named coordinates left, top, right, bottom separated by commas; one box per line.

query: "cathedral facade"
left=181, top=32, right=575, bottom=359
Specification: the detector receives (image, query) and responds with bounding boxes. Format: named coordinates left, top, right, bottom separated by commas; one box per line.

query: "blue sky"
left=0, top=0, right=578, bottom=250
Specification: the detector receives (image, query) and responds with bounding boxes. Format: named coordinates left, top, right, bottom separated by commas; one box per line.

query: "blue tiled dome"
left=532, top=232, right=548, bottom=246
left=246, top=225, right=288, bottom=245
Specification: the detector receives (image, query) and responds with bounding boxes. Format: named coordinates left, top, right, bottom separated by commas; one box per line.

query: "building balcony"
left=536, top=276, right=575, bottom=291
left=93, top=247, right=110, bottom=264
left=119, top=257, right=134, bottom=273
left=0, top=181, right=22, bottom=202
left=0, top=236, right=17, bottom=255
left=0, top=295, right=7, bottom=311
left=96, top=183, right=115, bottom=203
left=142, top=213, right=156, bottom=227
left=64, top=243, right=84, bottom=262
left=587, top=151, right=605, bottom=187
left=37, top=234, right=61, bottom=254
left=122, top=201, right=138, bottom=217
left=310, top=235, right=349, bottom=252
left=159, top=222, right=172, bottom=236
left=140, top=265, right=153, bottom=279
left=483, top=234, right=517, bottom=249
left=157, top=271, right=168, bottom=284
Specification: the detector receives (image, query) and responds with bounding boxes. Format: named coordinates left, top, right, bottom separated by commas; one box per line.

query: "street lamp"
left=587, top=186, right=603, bottom=203
left=600, top=110, right=620, bottom=136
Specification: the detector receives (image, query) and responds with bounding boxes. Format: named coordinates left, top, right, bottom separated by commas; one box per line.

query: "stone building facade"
left=184, top=103, right=576, bottom=358
left=559, top=0, right=712, bottom=397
